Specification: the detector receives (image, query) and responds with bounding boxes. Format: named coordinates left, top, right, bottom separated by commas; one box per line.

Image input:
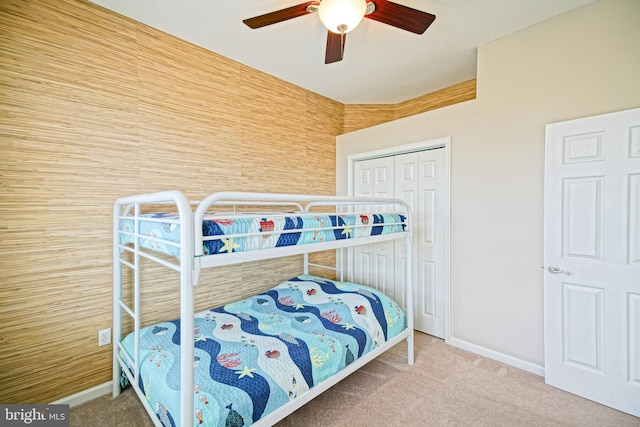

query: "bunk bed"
left=113, top=190, right=414, bottom=427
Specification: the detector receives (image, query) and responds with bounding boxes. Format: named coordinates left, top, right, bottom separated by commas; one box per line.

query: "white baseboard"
left=447, top=337, right=545, bottom=377
left=51, top=381, right=112, bottom=407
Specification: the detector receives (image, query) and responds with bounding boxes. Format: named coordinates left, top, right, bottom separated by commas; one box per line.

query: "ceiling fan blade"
left=366, top=0, right=436, bottom=34
left=325, top=31, right=345, bottom=64
left=243, top=2, right=319, bottom=29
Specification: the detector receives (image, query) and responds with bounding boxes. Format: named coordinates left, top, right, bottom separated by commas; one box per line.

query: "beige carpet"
left=70, top=332, right=639, bottom=426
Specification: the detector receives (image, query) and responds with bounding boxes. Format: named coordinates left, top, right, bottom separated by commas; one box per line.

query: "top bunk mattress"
left=119, top=212, right=406, bottom=258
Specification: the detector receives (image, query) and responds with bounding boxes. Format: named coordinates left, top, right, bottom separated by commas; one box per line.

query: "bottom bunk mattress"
left=119, top=274, right=406, bottom=427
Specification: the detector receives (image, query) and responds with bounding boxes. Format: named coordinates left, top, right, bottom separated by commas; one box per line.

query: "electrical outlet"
left=98, top=328, right=111, bottom=347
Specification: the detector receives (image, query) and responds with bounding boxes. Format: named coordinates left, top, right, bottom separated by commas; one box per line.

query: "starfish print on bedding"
left=342, top=322, right=356, bottom=330
left=341, top=227, right=353, bottom=238
left=194, top=334, right=208, bottom=343
left=235, top=366, right=257, bottom=379
left=219, top=237, right=240, bottom=253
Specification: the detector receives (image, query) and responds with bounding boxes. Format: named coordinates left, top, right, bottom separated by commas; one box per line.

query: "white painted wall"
left=336, top=0, right=640, bottom=370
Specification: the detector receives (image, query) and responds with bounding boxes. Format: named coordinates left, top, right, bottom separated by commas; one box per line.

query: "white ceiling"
left=88, top=0, right=594, bottom=104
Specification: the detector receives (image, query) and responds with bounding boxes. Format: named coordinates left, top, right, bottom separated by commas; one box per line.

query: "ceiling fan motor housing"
left=318, top=0, right=368, bottom=34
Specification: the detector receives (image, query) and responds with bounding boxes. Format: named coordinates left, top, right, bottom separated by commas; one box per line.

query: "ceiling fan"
left=243, top=0, right=436, bottom=64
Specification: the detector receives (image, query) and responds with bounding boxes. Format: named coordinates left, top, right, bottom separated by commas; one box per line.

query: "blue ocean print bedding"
left=119, top=212, right=406, bottom=258
left=120, top=275, right=405, bottom=427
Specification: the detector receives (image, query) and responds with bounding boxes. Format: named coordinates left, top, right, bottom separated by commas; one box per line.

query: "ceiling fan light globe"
left=318, top=0, right=367, bottom=34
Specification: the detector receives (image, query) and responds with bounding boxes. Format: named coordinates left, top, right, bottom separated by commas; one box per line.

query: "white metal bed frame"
left=113, top=190, right=414, bottom=427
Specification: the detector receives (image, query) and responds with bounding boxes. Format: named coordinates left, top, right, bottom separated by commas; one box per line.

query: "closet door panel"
left=352, top=147, right=447, bottom=338
left=414, top=149, right=446, bottom=337
left=352, top=157, right=395, bottom=296
left=394, top=152, right=419, bottom=313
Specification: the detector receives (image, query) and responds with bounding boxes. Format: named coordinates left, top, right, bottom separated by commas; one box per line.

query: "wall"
left=343, top=79, right=476, bottom=133
left=336, top=0, right=640, bottom=370
left=0, top=0, right=344, bottom=404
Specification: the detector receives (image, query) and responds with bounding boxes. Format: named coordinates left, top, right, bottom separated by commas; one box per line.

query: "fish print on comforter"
left=120, top=275, right=405, bottom=427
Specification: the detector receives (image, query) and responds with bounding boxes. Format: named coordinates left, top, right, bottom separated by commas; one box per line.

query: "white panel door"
left=352, top=147, right=447, bottom=338
left=352, top=157, right=396, bottom=299
left=392, top=153, right=416, bottom=310
left=395, top=150, right=446, bottom=337
left=544, top=107, right=640, bottom=416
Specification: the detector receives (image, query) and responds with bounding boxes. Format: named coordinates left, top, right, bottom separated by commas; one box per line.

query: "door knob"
left=548, top=265, right=570, bottom=275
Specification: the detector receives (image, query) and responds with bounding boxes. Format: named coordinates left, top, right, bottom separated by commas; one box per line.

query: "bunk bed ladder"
left=112, top=191, right=195, bottom=427
left=112, top=201, right=149, bottom=420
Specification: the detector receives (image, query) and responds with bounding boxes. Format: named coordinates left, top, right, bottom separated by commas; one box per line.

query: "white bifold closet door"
left=351, top=148, right=446, bottom=338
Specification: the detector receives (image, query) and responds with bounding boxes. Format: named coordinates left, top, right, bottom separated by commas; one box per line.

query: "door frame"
left=346, top=137, right=451, bottom=342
